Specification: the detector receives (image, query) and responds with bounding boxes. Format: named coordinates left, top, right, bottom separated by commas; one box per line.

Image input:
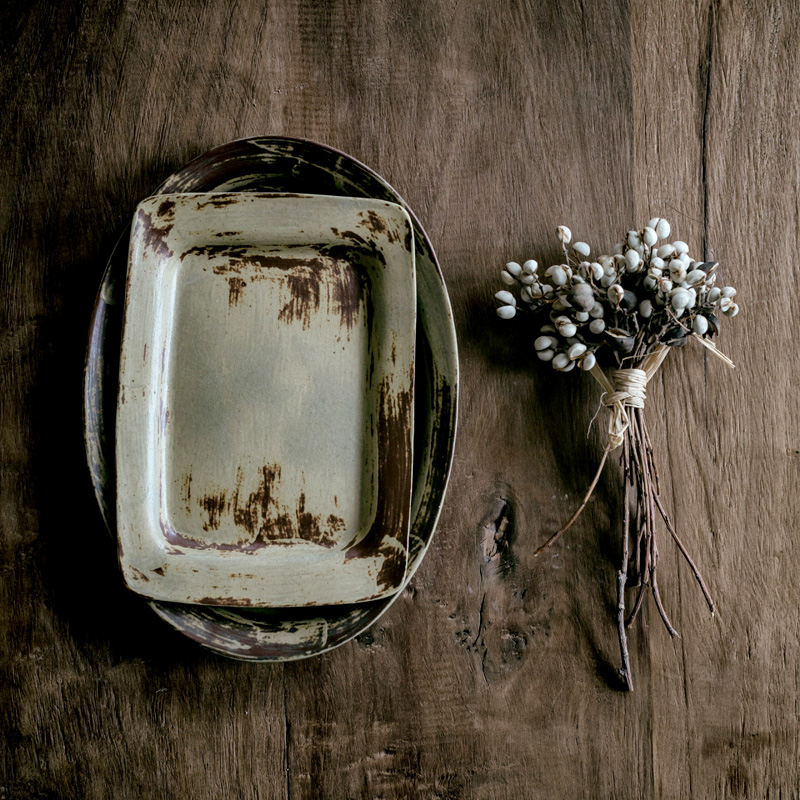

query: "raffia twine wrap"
left=590, top=345, right=670, bottom=450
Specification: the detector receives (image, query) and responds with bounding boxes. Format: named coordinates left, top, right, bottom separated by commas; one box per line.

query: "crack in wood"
left=700, top=0, right=717, bottom=426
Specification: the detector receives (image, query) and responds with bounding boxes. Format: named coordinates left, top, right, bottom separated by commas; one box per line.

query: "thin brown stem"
left=653, top=493, right=716, bottom=615
left=627, top=581, right=646, bottom=627
left=636, top=421, right=653, bottom=585
left=534, top=448, right=609, bottom=557
left=651, top=567, right=680, bottom=638
left=639, top=406, right=715, bottom=615
left=636, top=408, right=680, bottom=639
left=617, top=459, right=634, bottom=691
left=634, top=494, right=644, bottom=582
left=641, top=417, right=661, bottom=496
left=635, top=412, right=653, bottom=581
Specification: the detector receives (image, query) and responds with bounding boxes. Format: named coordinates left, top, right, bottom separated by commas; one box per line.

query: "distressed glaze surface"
left=10, top=3, right=797, bottom=795
left=85, top=137, right=459, bottom=660
left=117, top=192, right=416, bottom=607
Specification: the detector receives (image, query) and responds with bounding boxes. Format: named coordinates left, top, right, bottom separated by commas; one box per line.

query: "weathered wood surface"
left=1, top=0, right=797, bottom=797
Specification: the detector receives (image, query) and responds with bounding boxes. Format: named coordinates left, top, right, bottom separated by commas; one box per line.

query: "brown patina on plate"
left=85, top=137, right=458, bottom=660
left=116, top=193, right=416, bottom=607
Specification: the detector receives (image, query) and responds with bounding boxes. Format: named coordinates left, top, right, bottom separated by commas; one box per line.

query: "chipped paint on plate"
left=85, top=136, right=458, bottom=660
left=116, top=193, right=416, bottom=607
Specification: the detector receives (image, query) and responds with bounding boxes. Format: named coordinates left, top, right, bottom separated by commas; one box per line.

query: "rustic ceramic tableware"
left=117, top=192, right=416, bottom=607
left=85, top=136, right=458, bottom=659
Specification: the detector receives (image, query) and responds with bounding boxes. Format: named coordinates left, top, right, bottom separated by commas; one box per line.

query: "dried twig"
left=533, top=448, right=609, bottom=557
left=617, top=443, right=633, bottom=690
left=535, top=376, right=719, bottom=689
left=653, top=493, right=716, bottom=615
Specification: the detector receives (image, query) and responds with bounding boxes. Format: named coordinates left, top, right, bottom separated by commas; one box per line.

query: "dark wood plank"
left=280, top=0, right=649, bottom=796
left=1, top=2, right=294, bottom=798
left=635, top=1, right=800, bottom=796
left=2, top=0, right=799, bottom=798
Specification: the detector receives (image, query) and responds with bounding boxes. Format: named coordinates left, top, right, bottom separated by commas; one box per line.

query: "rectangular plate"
left=116, top=193, right=415, bottom=606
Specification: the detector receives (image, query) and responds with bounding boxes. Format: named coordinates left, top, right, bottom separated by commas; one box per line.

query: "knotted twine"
left=536, top=338, right=730, bottom=559
left=590, top=345, right=670, bottom=450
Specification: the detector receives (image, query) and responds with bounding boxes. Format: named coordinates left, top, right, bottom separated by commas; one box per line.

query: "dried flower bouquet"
left=496, top=219, right=737, bottom=691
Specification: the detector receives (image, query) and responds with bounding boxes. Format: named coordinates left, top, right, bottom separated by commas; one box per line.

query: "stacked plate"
left=84, top=137, right=458, bottom=660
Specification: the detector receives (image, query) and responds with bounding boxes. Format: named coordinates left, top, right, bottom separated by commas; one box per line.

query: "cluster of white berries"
left=495, top=219, right=738, bottom=372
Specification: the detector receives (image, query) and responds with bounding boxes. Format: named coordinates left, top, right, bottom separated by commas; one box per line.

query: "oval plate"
left=84, top=137, right=458, bottom=660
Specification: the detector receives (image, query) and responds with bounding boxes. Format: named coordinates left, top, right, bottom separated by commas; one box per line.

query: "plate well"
left=116, top=193, right=416, bottom=607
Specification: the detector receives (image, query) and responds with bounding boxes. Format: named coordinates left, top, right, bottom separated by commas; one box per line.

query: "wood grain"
left=634, top=1, right=800, bottom=796
left=1, top=0, right=797, bottom=797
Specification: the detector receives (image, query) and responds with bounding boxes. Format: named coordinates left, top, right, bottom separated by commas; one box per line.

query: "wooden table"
left=2, top=1, right=796, bottom=797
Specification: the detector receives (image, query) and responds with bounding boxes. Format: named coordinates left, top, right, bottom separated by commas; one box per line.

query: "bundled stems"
left=537, top=401, right=715, bottom=691
left=617, top=445, right=633, bottom=691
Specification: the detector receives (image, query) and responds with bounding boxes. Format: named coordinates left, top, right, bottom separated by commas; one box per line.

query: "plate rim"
left=84, top=135, right=459, bottom=660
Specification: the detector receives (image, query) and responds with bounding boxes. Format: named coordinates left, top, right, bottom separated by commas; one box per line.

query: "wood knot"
left=481, top=497, right=511, bottom=563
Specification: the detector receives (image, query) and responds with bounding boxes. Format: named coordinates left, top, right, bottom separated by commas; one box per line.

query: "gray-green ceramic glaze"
left=84, top=136, right=458, bottom=660
left=118, top=193, right=416, bottom=607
